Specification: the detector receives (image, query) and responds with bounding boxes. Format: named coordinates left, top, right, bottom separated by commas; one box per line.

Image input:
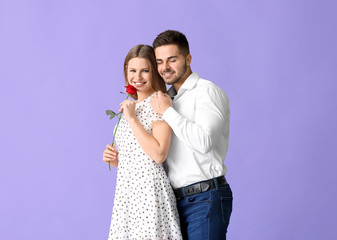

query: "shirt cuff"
left=162, top=106, right=180, bottom=125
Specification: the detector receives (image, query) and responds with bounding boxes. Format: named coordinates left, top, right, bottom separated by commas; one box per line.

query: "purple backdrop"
left=1, top=0, right=336, bottom=239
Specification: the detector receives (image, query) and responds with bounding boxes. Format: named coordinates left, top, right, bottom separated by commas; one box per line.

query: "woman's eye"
left=142, top=70, right=149, bottom=73
left=170, top=60, right=176, bottom=63
left=129, top=70, right=136, bottom=72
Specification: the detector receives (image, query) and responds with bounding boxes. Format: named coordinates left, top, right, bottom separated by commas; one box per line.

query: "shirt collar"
left=179, top=72, right=199, bottom=90
left=167, top=72, right=200, bottom=99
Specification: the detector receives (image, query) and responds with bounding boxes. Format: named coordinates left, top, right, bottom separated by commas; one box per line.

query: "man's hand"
left=150, top=91, right=172, bottom=115
left=103, top=143, right=119, bottom=167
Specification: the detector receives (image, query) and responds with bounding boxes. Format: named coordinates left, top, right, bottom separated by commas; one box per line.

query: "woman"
left=103, top=45, right=182, bottom=239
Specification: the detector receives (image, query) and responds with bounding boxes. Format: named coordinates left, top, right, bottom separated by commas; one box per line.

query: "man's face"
left=155, top=44, right=191, bottom=85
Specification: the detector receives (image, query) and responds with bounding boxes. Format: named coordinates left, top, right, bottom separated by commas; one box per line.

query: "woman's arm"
left=120, top=100, right=172, bottom=164
left=128, top=118, right=172, bottom=164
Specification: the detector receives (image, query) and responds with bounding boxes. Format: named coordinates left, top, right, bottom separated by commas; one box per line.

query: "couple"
left=103, top=30, right=233, bottom=240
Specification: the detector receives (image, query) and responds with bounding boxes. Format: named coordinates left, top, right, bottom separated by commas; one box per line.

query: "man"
left=150, top=30, right=233, bottom=240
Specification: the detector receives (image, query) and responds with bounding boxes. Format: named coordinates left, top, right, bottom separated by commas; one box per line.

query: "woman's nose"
left=136, top=71, right=143, bottom=80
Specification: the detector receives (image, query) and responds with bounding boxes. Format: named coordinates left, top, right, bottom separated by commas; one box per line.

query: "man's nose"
left=164, top=61, right=171, bottom=70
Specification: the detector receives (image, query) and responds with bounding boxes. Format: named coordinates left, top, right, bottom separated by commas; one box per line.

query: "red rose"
left=124, top=85, right=138, bottom=95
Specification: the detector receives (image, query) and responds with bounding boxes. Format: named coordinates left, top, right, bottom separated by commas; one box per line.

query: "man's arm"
left=151, top=87, right=230, bottom=154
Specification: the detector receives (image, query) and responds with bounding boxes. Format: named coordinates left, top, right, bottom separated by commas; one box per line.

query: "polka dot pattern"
left=108, top=95, right=182, bottom=240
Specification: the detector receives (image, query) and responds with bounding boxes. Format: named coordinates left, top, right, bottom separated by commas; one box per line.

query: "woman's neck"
left=136, top=90, right=155, bottom=103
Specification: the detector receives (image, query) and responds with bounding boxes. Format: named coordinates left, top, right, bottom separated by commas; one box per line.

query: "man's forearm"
left=163, top=107, right=221, bottom=154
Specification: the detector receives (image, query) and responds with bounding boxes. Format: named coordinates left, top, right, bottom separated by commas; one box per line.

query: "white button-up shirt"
left=163, top=72, right=230, bottom=189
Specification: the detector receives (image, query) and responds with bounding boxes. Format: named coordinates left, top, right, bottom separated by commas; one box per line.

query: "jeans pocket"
left=220, top=196, right=233, bottom=225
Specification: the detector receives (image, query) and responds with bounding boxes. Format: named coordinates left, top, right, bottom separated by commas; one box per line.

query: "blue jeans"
left=176, top=180, right=233, bottom=240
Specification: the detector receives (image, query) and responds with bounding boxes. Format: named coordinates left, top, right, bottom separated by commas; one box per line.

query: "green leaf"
left=106, top=110, right=117, bottom=119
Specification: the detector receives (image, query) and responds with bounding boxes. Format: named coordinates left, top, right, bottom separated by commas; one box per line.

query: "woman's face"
left=127, top=57, right=154, bottom=94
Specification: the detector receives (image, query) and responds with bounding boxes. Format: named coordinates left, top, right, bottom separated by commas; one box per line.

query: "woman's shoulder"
left=137, top=95, right=164, bottom=122
left=136, top=96, right=153, bottom=116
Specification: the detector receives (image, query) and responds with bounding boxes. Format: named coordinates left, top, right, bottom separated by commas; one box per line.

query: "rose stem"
left=109, top=94, right=130, bottom=171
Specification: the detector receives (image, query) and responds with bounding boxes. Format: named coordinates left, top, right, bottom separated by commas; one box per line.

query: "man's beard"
left=165, top=61, right=187, bottom=85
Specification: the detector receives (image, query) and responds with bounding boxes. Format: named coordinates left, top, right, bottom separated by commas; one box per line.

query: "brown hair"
left=123, top=45, right=166, bottom=100
left=152, top=30, right=190, bottom=56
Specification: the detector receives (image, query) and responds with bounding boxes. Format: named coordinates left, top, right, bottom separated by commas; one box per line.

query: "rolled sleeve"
left=162, top=107, right=179, bottom=123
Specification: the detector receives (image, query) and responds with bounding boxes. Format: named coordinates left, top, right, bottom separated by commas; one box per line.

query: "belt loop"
left=214, top=177, right=219, bottom=190
left=182, top=187, right=187, bottom=198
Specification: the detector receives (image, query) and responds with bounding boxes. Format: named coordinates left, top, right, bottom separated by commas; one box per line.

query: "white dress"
left=108, top=95, right=182, bottom=240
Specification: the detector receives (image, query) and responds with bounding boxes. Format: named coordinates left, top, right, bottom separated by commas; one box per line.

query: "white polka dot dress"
left=108, top=95, right=182, bottom=240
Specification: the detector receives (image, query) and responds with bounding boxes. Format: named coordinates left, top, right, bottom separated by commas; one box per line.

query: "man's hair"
left=152, top=30, right=190, bottom=56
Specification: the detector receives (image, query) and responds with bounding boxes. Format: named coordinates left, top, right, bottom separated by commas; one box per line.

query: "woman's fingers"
left=103, top=145, right=118, bottom=163
left=103, top=155, right=117, bottom=163
left=104, top=150, right=117, bottom=158
left=120, top=100, right=135, bottom=108
left=103, top=155, right=118, bottom=167
left=103, top=144, right=119, bottom=167
left=106, top=144, right=118, bottom=153
left=120, top=100, right=134, bottom=105
left=103, top=154, right=114, bottom=160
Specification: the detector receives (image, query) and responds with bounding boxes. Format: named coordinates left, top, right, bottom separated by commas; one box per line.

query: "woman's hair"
left=124, top=44, right=167, bottom=100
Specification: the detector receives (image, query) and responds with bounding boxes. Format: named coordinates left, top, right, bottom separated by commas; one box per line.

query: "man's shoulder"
left=195, top=77, right=227, bottom=96
left=196, top=77, right=216, bottom=88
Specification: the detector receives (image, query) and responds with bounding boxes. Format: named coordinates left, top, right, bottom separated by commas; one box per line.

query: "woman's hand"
left=103, top=143, right=119, bottom=167
left=119, top=100, right=137, bottom=122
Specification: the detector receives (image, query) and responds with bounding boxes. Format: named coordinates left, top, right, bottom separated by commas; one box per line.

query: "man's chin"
left=164, top=77, right=178, bottom=85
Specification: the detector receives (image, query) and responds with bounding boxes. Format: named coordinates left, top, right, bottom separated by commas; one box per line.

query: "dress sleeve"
left=151, top=109, right=164, bottom=122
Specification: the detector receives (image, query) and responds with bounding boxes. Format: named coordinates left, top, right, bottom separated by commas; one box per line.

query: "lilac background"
left=1, top=0, right=336, bottom=239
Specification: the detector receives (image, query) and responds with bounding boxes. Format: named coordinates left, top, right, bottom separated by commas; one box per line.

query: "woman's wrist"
left=127, top=116, right=138, bottom=124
